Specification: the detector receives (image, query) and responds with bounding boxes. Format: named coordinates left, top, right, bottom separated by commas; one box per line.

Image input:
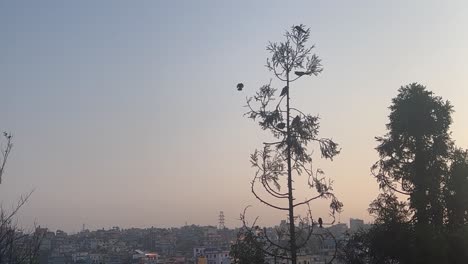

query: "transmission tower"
left=218, top=211, right=225, bottom=229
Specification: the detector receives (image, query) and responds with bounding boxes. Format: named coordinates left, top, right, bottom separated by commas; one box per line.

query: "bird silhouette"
left=2, top=132, right=10, bottom=139
left=280, top=86, right=288, bottom=97
left=276, top=123, right=285, bottom=129
left=291, top=115, right=300, bottom=127
left=294, top=71, right=312, bottom=77
left=237, top=83, right=244, bottom=91
left=318, top=217, right=323, bottom=228
left=294, top=26, right=307, bottom=34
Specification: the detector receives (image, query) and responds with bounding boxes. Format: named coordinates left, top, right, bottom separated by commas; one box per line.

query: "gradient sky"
left=1, top=0, right=467, bottom=233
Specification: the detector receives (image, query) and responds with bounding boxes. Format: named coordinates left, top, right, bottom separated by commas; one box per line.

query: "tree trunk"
left=286, top=72, right=297, bottom=264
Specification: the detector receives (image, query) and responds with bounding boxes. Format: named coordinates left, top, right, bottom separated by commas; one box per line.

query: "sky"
left=1, top=0, right=467, bottom=233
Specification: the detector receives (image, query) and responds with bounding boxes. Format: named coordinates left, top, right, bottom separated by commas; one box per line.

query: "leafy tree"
left=371, top=83, right=455, bottom=263
left=230, top=210, right=267, bottom=264
left=230, top=228, right=267, bottom=264
left=372, top=83, right=453, bottom=228
left=239, top=24, right=342, bottom=264
left=338, top=192, right=413, bottom=264
left=340, top=84, right=468, bottom=264
left=368, top=192, right=410, bottom=225
left=445, top=148, right=468, bottom=228
left=445, top=149, right=468, bottom=264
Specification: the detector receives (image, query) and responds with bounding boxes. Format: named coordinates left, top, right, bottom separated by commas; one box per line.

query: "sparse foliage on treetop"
left=245, top=24, right=342, bottom=218
left=266, top=24, right=323, bottom=80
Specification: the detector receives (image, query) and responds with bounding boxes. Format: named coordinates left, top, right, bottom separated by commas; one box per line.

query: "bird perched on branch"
left=318, top=217, right=323, bottom=228
left=291, top=115, right=300, bottom=127
left=236, top=83, right=244, bottom=91
left=294, top=25, right=307, bottom=34
left=294, top=71, right=312, bottom=77
left=280, top=86, right=288, bottom=97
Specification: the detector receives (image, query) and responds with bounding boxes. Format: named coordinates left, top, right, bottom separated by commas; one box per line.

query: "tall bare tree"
left=239, top=24, right=342, bottom=264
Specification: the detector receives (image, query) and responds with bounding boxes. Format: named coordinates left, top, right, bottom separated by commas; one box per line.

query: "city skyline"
left=38, top=215, right=368, bottom=235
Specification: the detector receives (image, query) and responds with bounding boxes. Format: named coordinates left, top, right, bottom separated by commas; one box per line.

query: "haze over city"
left=1, top=0, right=468, bottom=233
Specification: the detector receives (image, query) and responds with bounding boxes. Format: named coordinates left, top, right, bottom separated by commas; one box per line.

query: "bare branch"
left=0, top=132, right=13, bottom=184
left=251, top=178, right=289, bottom=211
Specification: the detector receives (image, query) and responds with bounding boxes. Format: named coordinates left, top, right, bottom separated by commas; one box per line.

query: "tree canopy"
left=340, top=83, right=468, bottom=264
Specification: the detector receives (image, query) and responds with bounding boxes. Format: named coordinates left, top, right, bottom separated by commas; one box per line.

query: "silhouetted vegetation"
left=0, top=132, right=44, bottom=264
left=0, top=132, right=12, bottom=185
left=230, top=208, right=267, bottom=264
left=339, top=83, right=468, bottom=264
left=231, top=24, right=342, bottom=264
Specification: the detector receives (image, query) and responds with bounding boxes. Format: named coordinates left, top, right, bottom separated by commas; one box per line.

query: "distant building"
left=349, top=218, right=365, bottom=233
left=327, top=223, right=348, bottom=238
left=161, top=256, right=186, bottom=264
left=193, top=247, right=230, bottom=264
left=47, top=252, right=67, bottom=264
left=55, top=229, right=67, bottom=238
left=133, top=250, right=158, bottom=264
left=71, top=252, right=89, bottom=262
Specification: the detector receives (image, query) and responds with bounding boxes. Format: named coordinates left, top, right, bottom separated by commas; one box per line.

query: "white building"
left=193, top=247, right=230, bottom=264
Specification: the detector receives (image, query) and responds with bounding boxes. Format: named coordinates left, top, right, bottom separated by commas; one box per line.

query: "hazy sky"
left=1, top=1, right=467, bottom=232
